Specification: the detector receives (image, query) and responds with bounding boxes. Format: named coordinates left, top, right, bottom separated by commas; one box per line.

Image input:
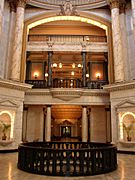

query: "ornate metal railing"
left=86, top=80, right=108, bottom=89
left=25, top=79, right=108, bottom=89
left=28, top=35, right=107, bottom=43
left=18, top=142, right=117, bottom=176
left=53, top=78, right=82, bottom=88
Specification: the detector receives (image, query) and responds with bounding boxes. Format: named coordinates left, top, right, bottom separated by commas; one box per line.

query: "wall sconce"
left=95, top=72, right=101, bottom=80
left=52, top=63, right=57, bottom=68
left=45, top=73, right=48, bottom=77
left=59, top=63, right=62, bottom=68
left=86, top=73, right=89, bottom=78
left=71, top=71, right=75, bottom=76
left=72, top=63, right=75, bottom=68
left=34, top=72, right=39, bottom=79
left=85, top=36, right=90, bottom=41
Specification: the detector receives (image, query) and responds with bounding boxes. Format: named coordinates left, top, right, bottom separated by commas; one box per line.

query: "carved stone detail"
left=108, top=0, right=120, bottom=9
left=8, top=1, right=17, bottom=12
left=119, top=1, right=126, bottom=14
left=17, top=0, right=29, bottom=8
left=58, top=0, right=79, bottom=16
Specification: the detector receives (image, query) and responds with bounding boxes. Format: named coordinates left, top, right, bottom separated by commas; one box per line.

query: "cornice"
left=28, top=0, right=108, bottom=10
left=0, top=79, right=32, bottom=91
left=103, top=80, right=135, bottom=92
left=25, top=88, right=109, bottom=98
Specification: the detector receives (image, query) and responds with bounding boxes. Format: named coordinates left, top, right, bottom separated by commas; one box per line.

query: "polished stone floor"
left=0, top=153, right=135, bottom=180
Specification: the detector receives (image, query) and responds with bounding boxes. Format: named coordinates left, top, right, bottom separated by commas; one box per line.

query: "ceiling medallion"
left=58, top=0, right=79, bottom=16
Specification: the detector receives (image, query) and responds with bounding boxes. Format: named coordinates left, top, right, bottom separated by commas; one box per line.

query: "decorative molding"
left=17, top=0, right=29, bottom=8
left=108, top=0, right=120, bottom=9
left=0, top=99, right=18, bottom=108
left=50, top=88, right=83, bottom=101
left=25, top=88, right=109, bottom=98
left=27, top=41, right=108, bottom=52
left=0, top=79, right=32, bottom=92
left=103, top=80, right=135, bottom=92
left=28, top=0, right=107, bottom=10
left=8, top=0, right=17, bottom=12
left=119, top=1, right=126, bottom=14
left=58, top=1, right=79, bottom=16
left=115, top=99, right=135, bottom=109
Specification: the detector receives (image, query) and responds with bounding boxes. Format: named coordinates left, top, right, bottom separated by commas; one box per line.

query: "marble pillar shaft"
left=120, top=12, right=129, bottom=80
left=11, top=6, right=25, bottom=81
left=45, top=106, right=51, bottom=142
left=6, top=10, right=16, bottom=79
left=111, top=7, right=124, bottom=82
left=48, top=52, right=53, bottom=87
left=82, top=52, right=86, bottom=87
left=131, top=0, right=135, bottom=40
left=0, top=0, right=4, bottom=36
left=82, top=106, right=88, bottom=142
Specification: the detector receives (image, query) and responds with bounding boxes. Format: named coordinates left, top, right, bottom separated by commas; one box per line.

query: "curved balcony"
left=18, top=142, right=117, bottom=176
left=25, top=78, right=108, bottom=89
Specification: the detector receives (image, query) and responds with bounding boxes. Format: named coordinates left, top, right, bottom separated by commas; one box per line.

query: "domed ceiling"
left=28, top=0, right=107, bottom=9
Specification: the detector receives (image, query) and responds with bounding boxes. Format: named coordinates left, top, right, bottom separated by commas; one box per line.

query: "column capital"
left=16, top=0, right=29, bottom=8
left=108, top=0, right=120, bottom=9
left=119, top=2, right=126, bottom=14
left=8, top=1, right=17, bottom=12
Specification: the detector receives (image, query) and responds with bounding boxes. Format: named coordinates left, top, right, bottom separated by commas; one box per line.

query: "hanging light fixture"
left=72, top=63, right=75, bottom=68
left=52, top=63, right=57, bottom=68
left=59, top=63, right=62, bottom=68
left=71, top=71, right=75, bottom=76
left=78, top=64, right=82, bottom=68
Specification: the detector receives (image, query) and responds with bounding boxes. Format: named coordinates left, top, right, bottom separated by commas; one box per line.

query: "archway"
left=21, top=13, right=113, bottom=83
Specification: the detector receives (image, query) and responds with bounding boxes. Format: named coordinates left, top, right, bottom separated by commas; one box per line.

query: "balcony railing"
left=28, top=35, right=107, bottom=43
left=25, top=79, right=108, bottom=89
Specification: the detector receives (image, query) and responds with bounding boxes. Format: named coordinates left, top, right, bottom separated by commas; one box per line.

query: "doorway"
left=61, top=126, right=71, bottom=137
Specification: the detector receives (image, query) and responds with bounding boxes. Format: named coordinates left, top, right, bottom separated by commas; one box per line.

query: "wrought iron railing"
left=28, top=35, right=107, bottom=43
left=18, top=142, right=117, bottom=176
left=25, top=79, right=108, bottom=89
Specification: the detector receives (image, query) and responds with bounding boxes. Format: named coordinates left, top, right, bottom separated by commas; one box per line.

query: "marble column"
left=120, top=2, right=129, bottom=80
left=10, top=0, right=27, bottom=81
left=105, top=107, right=111, bottom=143
left=5, top=1, right=16, bottom=79
left=131, top=0, right=135, bottom=40
left=109, top=0, right=124, bottom=82
left=45, top=105, right=51, bottom=142
left=82, top=52, right=86, bottom=87
left=82, top=106, right=88, bottom=142
left=0, top=0, right=4, bottom=36
left=48, top=51, right=53, bottom=87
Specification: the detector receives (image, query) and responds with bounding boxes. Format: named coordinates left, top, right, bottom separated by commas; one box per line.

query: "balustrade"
left=18, top=141, right=117, bottom=176
left=25, top=79, right=108, bottom=89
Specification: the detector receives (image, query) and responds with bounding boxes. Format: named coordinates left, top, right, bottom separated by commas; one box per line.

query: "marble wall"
left=90, top=106, right=107, bottom=142
left=25, top=105, right=44, bottom=142
left=0, top=1, right=10, bottom=79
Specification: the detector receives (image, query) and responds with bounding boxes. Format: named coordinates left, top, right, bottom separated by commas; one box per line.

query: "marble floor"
left=0, top=153, right=135, bottom=180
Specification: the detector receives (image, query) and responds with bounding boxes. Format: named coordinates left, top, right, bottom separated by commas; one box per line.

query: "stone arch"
left=21, top=12, right=113, bottom=83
